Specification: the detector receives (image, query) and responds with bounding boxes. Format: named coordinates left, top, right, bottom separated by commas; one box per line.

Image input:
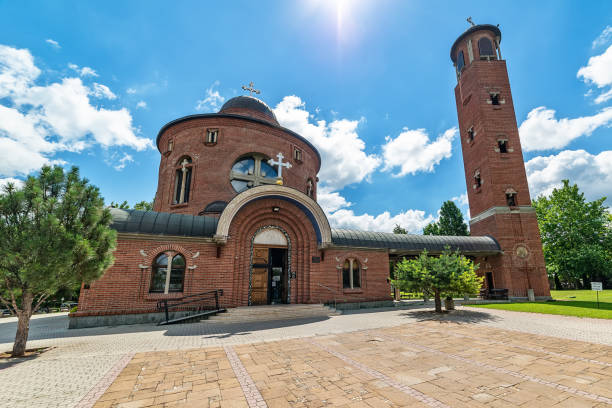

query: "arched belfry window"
left=456, top=50, right=465, bottom=73
left=150, top=252, right=185, bottom=294
left=478, top=37, right=496, bottom=60
left=342, top=258, right=361, bottom=289
left=230, top=154, right=278, bottom=193
left=174, top=156, right=192, bottom=204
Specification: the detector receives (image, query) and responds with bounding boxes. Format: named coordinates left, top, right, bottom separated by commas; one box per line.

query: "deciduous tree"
left=532, top=180, right=611, bottom=289
left=0, top=166, right=116, bottom=356
left=423, top=200, right=469, bottom=236
left=391, top=248, right=482, bottom=312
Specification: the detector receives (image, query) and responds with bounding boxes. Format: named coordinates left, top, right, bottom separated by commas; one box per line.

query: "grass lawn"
left=467, top=290, right=612, bottom=319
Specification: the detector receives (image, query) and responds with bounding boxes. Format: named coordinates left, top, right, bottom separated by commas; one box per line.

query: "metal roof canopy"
left=109, top=209, right=502, bottom=255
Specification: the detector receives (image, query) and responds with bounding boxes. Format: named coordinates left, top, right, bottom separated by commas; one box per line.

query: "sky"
left=0, top=1, right=611, bottom=233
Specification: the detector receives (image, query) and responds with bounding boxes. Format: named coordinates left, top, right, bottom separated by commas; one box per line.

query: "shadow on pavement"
left=0, top=313, right=332, bottom=344
left=399, top=308, right=501, bottom=324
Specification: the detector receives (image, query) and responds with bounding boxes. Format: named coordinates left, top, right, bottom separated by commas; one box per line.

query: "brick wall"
left=76, top=197, right=391, bottom=317
left=154, top=116, right=320, bottom=215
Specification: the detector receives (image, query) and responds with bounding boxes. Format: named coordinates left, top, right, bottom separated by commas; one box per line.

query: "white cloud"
left=126, top=87, right=137, bottom=94
left=327, top=207, right=434, bottom=233
left=274, top=95, right=381, bottom=191
left=594, top=88, right=612, bottom=104
left=381, top=127, right=456, bottom=177
left=518, top=106, right=612, bottom=151
left=526, top=149, right=612, bottom=205
left=136, top=100, right=147, bottom=109
left=317, top=186, right=352, bottom=213
left=45, top=39, right=60, bottom=49
left=113, top=153, right=134, bottom=171
left=195, top=80, right=225, bottom=111
left=0, top=45, right=41, bottom=98
left=0, top=44, right=151, bottom=179
left=90, top=82, right=116, bottom=100
left=578, top=43, right=612, bottom=104
left=68, top=63, right=98, bottom=77
left=592, top=26, right=612, bottom=49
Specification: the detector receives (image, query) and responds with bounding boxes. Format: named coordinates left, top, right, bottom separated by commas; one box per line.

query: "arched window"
left=456, top=50, right=465, bottom=73
left=306, top=179, right=314, bottom=198
left=342, top=258, right=361, bottom=289
left=150, top=252, right=185, bottom=294
left=230, top=154, right=278, bottom=193
left=174, top=156, right=192, bottom=204
left=478, top=37, right=495, bottom=59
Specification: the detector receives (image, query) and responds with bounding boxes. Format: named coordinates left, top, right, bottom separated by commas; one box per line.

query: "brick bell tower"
left=450, top=22, right=551, bottom=299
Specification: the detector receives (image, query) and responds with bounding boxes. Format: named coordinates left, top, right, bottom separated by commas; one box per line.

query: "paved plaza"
left=0, top=306, right=611, bottom=407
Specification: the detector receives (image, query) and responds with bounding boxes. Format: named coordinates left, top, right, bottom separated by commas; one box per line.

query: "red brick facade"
left=154, top=116, right=320, bottom=216
left=452, top=25, right=550, bottom=298
left=75, top=196, right=390, bottom=317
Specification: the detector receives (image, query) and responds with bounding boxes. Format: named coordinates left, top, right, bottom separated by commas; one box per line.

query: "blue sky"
left=0, top=1, right=611, bottom=232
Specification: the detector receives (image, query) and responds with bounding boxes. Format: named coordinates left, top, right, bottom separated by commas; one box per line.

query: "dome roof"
left=219, top=95, right=278, bottom=124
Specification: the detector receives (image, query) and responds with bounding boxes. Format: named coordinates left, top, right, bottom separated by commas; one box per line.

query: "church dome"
left=219, top=95, right=278, bottom=125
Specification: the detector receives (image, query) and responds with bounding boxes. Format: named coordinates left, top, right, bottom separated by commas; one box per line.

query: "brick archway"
left=215, top=185, right=332, bottom=247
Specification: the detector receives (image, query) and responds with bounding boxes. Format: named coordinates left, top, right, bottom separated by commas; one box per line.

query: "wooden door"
left=251, top=246, right=269, bottom=305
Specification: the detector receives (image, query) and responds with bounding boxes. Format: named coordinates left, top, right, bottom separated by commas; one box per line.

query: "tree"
left=109, top=199, right=153, bottom=211
left=532, top=180, right=611, bottom=289
left=393, top=224, right=407, bottom=234
left=391, top=248, right=482, bottom=312
left=133, top=200, right=153, bottom=211
left=109, top=200, right=129, bottom=209
left=0, top=166, right=116, bottom=356
left=423, top=200, right=469, bottom=236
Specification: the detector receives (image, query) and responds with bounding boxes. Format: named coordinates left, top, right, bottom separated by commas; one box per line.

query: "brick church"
left=71, top=23, right=551, bottom=328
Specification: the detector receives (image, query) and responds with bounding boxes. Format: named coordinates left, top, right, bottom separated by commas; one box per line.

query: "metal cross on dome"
left=268, top=152, right=292, bottom=180
left=241, top=81, right=261, bottom=96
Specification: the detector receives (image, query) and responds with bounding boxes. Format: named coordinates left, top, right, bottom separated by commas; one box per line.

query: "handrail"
left=156, top=289, right=224, bottom=324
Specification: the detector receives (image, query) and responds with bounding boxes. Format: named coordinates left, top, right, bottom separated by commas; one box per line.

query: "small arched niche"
left=253, top=228, right=287, bottom=246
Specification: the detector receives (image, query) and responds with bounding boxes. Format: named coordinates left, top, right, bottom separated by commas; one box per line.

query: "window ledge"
left=170, top=203, right=189, bottom=209
left=343, top=288, right=363, bottom=294
left=145, top=292, right=184, bottom=301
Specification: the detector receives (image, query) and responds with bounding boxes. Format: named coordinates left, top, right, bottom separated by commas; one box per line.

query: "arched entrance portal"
left=249, top=226, right=291, bottom=306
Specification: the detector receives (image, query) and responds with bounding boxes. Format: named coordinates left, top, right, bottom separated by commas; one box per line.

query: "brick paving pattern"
left=0, top=306, right=611, bottom=407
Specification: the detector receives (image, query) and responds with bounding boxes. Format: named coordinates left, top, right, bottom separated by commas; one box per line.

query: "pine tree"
left=0, top=166, right=116, bottom=356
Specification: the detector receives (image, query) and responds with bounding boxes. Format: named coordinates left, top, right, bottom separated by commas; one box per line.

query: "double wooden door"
left=251, top=246, right=288, bottom=305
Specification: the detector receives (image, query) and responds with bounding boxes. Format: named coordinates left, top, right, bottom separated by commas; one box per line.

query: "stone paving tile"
left=0, top=306, right=611, bottom=407
left=91, top=321, right=612, bottom=408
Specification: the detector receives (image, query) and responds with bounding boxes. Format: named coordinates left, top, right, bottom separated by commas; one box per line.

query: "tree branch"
left=0, top=295, right=15, bottom=315
left=33, top=293, right=50, bottom=313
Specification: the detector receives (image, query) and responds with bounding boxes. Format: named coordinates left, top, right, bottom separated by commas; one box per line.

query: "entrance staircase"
left=204, top=304, right=340, bottom=324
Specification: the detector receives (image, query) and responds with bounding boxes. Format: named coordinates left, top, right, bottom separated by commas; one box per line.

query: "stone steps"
left=204, top=304, right=339, bottom=324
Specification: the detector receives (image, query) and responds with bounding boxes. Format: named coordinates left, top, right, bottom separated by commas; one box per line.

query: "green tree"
left=109, top=200, right=129, bottom=209
left=133, top=200, right=154, bottom=211
left=532, top=180, right=611, bottom=289
left=393, top=224, right=407, bottom=234
left=0, top=166, right=116, bottom=356
left=423, top=200, right=469, bottom=236
left=391, top=248, right=482, bottom=312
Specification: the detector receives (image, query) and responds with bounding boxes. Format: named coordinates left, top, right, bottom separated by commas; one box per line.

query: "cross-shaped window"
left=230, top=154, right=278, bottom=193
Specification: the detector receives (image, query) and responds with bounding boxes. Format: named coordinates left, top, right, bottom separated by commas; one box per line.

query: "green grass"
left=467, top=290, right=612, bottom=319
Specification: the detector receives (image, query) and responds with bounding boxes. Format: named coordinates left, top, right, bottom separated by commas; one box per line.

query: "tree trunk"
left=434, top=289, right=442, bottom=313
left=554, top=273, right=562, bottom=290
left=12, top=291, right=33, bottom=357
